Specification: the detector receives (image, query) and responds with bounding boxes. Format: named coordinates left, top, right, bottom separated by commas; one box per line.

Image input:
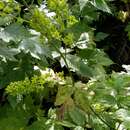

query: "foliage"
left=0, top=0, right=130, bottom=130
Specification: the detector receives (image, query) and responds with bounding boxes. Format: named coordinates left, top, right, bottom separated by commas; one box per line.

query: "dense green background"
left=1, top=0, right=130, bottom=130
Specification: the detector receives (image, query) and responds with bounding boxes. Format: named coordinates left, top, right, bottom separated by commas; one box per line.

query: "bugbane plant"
left=1, top=0, right=130, bottom=130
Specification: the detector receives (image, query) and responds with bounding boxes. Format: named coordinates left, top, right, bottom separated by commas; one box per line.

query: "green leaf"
left=79, top=48, right=97, bottom=59
left=81, top=2, right=99, bottom=22
left=79, top=49, right=113, bottom=66
left=101, top=113, right=116, bottom=128
left=91, top=0, right=111, bottom=13
left=7, top=95, right=19, bottom=108
left=0, top=105, right=29, bottom=130
left=66, top=54, right=93, bottom=77
left=115, top=109, right=130, bottom=129
left=0, top=1, right=5, bottom=10
left=4, top=23, right=31, bottom=42
left=26, top=118, right=47, bottom=130
left=0, top=47, right=19, bottom=61
left=95, top=32, right=109, bottom=41
left=0, top=117, right=25, bottom=130
left=74, top=126, right=84, bottom=130
left=125, top=22, right=130, bottom=32
left=55, top=85, right=73, bottom=106
left=0, top=28, right=12, bottom=42
left=0, top=16, right=13, bottom=26
left=116, top=109, right=130, bottom=121
left=37, top=0, right=43, bottom=5
left=75, top=32, right=90, bottom=49
left=74, top=90, right=91, bottom=113
left=79, top=0, right=88, bottom=10
left=56, top=120, right=76, bottom=128
left=92, top=51, right=113, bottom=66
left=125, top=22, right=130, bottom=40
left=68, top=22, right=91, bottom=41
left=48, top=123, right=64, bottom=130
left=19, top=37, right=51, bottom=61
left=69, top=107, right=86, bottom=126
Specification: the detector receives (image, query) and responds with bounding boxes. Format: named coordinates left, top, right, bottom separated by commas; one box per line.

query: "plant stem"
left=89, top=106, right=117, bottom=130
left=53, top=44, right=74, bottom=86
left=116, top=123, right=121, bottom=130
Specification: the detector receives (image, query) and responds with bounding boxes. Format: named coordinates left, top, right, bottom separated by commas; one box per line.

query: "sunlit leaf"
left=19, top=37, right=51, bottom=61
left=0, top=47, right=19, bottom=61
left=4, top=23, right=31, bottom=42
left=56, top=121, right=76, bottom=128
left=90, top=0, right=111, bottom=13
left=79, top=0, right=88, bottom=10
left=74, top=126, right=84, bottom=130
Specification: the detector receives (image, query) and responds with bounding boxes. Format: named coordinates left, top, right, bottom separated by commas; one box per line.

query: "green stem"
left=22, top=0, right=29, bottom=8
left=53, top=44, right=74, bottom=86
left=116, top=123, right=121, bottom=130
left=31, top=0, right=34, bottom=6
left=89, top=106, right=117, bottom=130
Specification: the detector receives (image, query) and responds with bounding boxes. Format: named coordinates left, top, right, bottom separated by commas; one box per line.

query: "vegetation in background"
left=1, top=0, right=130, bottom=130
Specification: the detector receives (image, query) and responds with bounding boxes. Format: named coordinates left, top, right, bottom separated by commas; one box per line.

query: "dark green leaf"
left=66, top=54, right=93, bottom=77
left=95, top=32, right=109, bottom=41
